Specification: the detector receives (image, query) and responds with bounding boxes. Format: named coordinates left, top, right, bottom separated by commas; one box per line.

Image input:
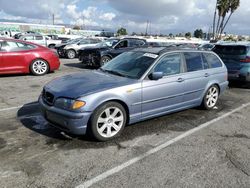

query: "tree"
left=117, top=27, right=128, bottom=36
left=169, top=33, right=174, bottom=38
left=194, top=29, right=203, bottom=38
left=176, top=33, right=183, bottom=37
left=185, top=32, right=192, bottom=38
left=212, top=0, right=240, bottom=40
left=221, top=0, right=240, bottom=36
left=73, top=25, right=81, bottom=30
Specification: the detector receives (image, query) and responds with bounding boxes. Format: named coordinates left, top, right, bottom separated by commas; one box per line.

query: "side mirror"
left=149, top=72, right=164, bottom=80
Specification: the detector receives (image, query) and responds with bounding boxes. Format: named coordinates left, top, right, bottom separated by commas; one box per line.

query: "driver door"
left=141, top=53, right=185, bottom=119
left=110, top=40, right=132, bottom=57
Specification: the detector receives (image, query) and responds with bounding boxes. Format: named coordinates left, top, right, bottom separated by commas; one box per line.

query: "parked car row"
left=3, top=35, right=249, bottom=142
left=55, top=38, right=102, bottom=59
left=78, top=38, right=147, bottom=67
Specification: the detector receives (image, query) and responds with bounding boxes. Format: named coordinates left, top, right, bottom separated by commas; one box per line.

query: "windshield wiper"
left=99, top=68, right=135, bottom=79
left=105, top=70, right=126, bottom=77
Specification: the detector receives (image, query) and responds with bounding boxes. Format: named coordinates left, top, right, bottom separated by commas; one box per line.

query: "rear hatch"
left=213, top=45, right=250, bottom=74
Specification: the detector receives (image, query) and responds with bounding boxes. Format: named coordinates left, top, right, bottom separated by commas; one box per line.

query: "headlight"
left=54, top=98, right=86, bottom=110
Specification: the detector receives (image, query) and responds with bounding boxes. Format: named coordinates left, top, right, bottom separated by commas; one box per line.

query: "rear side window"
left=202, top=53, right=222, bottom=68
left=35, top=36, right=43, bottom=40
left=214, top=45, right=247, bottom=55
left=184, top=52, right=203, bottom=72
left=129, top=39, right=145, bottom=47
left=0, top=41, right=35, bottom=52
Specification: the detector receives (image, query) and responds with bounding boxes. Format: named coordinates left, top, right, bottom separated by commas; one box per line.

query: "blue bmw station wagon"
left=39, top=47, right=228, bottom=141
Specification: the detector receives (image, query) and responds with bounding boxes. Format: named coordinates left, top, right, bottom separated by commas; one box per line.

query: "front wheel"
left=202, top=85, right=219, bottom=110
left=30, top=59, right=49, bottom=76
left=66, top=49, right=76, bottom=59
left=90, top=102, right=127, bottom=141
left=100, top=56, right=111, bottom=66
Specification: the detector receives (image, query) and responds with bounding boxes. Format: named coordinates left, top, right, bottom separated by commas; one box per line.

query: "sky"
left=0, top=0, right=250, bottom=35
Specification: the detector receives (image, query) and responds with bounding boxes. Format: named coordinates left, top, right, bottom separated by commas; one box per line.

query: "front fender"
left=78, top=83, right=142, bottom=122
left=100, top=49, right=113, bottom=58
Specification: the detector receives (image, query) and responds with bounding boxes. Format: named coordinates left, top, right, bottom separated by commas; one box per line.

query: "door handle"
left=204, top=73, right=210, bottom=77
left=177, top=78, right=184, bottom=82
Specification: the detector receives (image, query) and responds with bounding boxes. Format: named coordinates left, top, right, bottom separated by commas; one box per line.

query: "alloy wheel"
left=67, top=50, right=76, bottom=59
left=32, top=60, right=48, bottom=75
left=206, top=86, right=219, bottom=108
left=96, top=107, right=124, bottom=138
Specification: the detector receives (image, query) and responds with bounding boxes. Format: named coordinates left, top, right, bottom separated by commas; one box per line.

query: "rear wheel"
left=66, top=49, right=76, bottom=59
left=202, top=85, right=219, bottom=110
left=100, top=56, right=111, bottom=66
left=30, top=59, right=49, bottom=76
left=90, top=102, right=127, bottom=141
left=48, top=44, right=55, bottom=49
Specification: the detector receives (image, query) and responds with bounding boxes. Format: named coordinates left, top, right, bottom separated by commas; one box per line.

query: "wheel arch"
left=88, top=98, right=130, bottom=126
left=66, top=48, right=77, bottom=53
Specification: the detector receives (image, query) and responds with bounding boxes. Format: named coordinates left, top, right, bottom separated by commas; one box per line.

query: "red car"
left=0, top=38, right=60, bottom=75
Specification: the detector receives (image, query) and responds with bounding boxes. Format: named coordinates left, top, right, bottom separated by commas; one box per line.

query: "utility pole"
left=145, top=20, right=149, bottom=36
left=52, top=14, right=55, bottom=25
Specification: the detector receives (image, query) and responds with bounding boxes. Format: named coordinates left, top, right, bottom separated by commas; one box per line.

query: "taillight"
left=240, top=56, right=250, bottom=63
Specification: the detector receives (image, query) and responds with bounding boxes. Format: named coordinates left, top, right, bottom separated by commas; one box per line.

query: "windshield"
left=67, top=38, right=82, bottom=44
left=101, top=51, right=158, bottom=79
left=96, top=39, right=119, bottom=47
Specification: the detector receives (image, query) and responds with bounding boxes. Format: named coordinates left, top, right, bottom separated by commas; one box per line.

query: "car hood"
left=64, top=44, right=76, bottom=49
left=44, top=70, right=137, bottom=99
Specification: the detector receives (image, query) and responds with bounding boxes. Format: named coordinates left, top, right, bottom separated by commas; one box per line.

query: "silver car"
left=39, top=47, right=228, bottom=141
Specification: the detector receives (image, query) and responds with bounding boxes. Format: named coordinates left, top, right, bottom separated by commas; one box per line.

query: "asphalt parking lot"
left=0, top=59, right=250, bottom=188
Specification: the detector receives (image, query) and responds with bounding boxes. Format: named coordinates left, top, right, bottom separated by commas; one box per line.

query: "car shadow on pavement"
left=64, top=62, right=97, bottom=70
left=17, top=102, right=73, bottom=141
left=229, top=81, right=250, bottom=89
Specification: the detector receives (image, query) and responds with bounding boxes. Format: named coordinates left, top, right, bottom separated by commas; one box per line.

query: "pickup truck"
left=20, top=34, right=62, bottom=48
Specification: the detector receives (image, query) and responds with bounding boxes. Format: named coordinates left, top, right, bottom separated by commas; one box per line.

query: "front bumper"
left=55, top=47, right=66, bottom=57
left=39, top=97, right=91, bottom=135
left=79, top=53, right=101, bottom=66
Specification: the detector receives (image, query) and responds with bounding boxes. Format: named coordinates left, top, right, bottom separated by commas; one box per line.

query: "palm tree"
left=213, top=0, right=240, bottom=40
left=212, top=0, right=218, bottom=39
left=215, top=0, right=228, bottom=37
left=220, top=0, right=240, bottom=36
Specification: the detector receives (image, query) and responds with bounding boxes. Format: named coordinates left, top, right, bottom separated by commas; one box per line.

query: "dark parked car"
left=78, top=38, right=147, bottom=67
left=213, top=43, right=250, bottom=82
left=0, top=37, right=60, bottom=75
left=39, top=47, right=228, bottom=141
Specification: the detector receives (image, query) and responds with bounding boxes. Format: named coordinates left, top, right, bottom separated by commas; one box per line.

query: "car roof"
left=215, top=42, right=250, bottom=47
left=132, top=46, right=206, bottom=55
left=0, top=37, right=45, bottom=48
left=20, top=34, right=43, bottom=37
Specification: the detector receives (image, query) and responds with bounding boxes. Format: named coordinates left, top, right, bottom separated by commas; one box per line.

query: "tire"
left=30, top=59, right=49, bottom=76
left=89, top=102, right=127, bottom=141
left=48, top=44, right=55, bottom=49
left=66, top=49, right=76, bottom=59
left=202, top=85, right=219, bottom=110
left=100, top=56, right=111, bottom=66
